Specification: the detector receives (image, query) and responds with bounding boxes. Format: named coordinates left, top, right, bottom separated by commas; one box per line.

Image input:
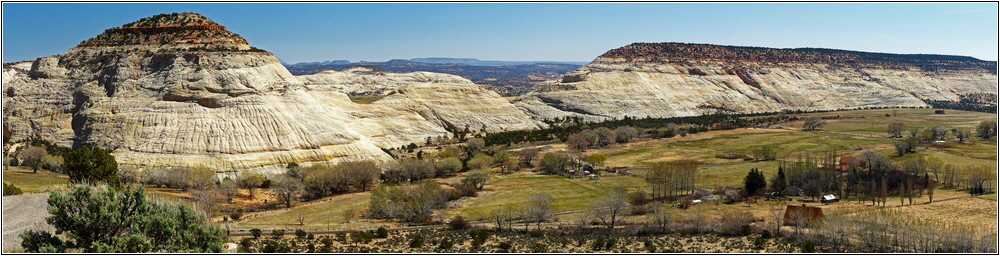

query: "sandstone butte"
left=514, top=42, right=998, bottom=122
left=1, top=12, right=543, bottom=176
left=3, top=13, right=998, bottom=176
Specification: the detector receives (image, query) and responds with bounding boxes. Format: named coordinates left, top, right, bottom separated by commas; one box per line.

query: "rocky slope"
left=299, top=69, right=544, bottom=134
left=1, top=13, right=538, bottom=174
left=297, top=67, right=474, bottom=96
left=515, top=43, right=998, bottom=121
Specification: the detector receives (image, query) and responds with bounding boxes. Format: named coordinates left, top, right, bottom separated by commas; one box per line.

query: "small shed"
left=783, top=204, right=824, bottom=226
left=821, top=194, right=839, bottom=204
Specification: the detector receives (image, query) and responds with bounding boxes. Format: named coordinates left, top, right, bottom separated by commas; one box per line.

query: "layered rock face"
left=3, top=13, right=538, bottom=173
left=299, top=69, right=545, bottom=136
left=515, top=43, right=998, bottom=121
left=297, top=67, right=474, bottom=96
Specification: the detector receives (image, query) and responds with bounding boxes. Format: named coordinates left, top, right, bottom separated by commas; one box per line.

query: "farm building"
left=783, top=204, right=824, bottom=226
left=838, top=156, right=855, bottom=171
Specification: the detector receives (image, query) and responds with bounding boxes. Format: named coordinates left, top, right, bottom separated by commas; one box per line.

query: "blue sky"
left=2, top=3, right=998, bottom=63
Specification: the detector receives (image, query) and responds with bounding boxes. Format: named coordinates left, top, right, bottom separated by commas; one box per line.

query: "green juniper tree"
left=20, top=185, right=225, bottom=253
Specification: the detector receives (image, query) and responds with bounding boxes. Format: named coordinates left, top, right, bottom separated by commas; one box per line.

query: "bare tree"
left=342, top=209, right=354, bottom=223
left=491, top=205, right=517, bottom=231
left=954, top=128, right=970, bottom=143
left=18, top=146, right=47, bottom=173
left=591, top=189, right=628, bottom=230
left=565, top=133, right=591, bottom=151
left=180, top=166, right=217, bottom=191
left=614, top=126, right=639, bottom=144
left=463, top=171, right=490, bottom=190
left=220, top=179, right=239, bottom=203
left=803, top=117, right=825, bottom=131
left=769, top=202, right=785, bottom=236
left=238, top=171, right=265, bottom=198
left=272, top=174, right=303, bottom=208
left=518, top=148, right=542, bottom=167
left=976, top=120, right=997, bottom=140
left=464, top=138, right=486, bottom=155
left=651, top=203, right=670, bottom=233
left=647, top=160, right=700, bottom=200
left=887, top=122, right=906, bottom=138
left=968, top=165, right=996, bottom=195
left=191, top=188, right=227, bottom=216
left=789, top=206, right=806, bottom=238
left=587, top=153, right=607, bottom=170
left=525, top=193, right=553, bottom=230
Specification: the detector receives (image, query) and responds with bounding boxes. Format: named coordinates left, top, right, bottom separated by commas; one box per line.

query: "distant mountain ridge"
left=410, top=58, right=589, bottom=66
left=284, top=59, right=582, bottom=96
left=291, top=58, right=587, bottom=66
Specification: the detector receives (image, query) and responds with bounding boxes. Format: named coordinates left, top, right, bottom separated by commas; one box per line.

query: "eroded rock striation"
left=515, top=43, right=999, bottom=121
left=1, top=13, right=538, bottom=173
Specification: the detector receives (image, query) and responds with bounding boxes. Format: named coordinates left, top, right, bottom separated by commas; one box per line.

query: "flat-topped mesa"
left=517, top=42, right=998, bottom=122
left=76, top=12, right=252, bottom=50
left=593, top=42, right=997, bottom=73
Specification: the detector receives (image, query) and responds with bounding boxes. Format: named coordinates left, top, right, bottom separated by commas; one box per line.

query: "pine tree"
left=769, top=166, right=786, bottom=196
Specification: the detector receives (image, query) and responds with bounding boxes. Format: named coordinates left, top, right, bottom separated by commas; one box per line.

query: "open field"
left=441, top=173, right=649, bottom=221
left=594, top=129, right=890, bottom=168
left=2, top=167, right=69, bottom=194
left=789, top=108, right=996, bottom=136
left=234, top=192, right=382, bottom=230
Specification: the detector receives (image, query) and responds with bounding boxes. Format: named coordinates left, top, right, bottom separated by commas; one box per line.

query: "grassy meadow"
left=444, top=173, right=649, bottom=221
left=2, top=167, right=70, bottom=193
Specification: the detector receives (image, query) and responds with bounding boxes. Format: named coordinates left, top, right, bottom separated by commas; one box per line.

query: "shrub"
left=448, top=216, right=471, bottom=230
left=435, top=157, right=462, bottom=177
left=295, top=229, right=307, bottom=239
left=271, top=229, right=285, bottom=239
left=719, top=210, right=756, bottom=236
left=250, top=229, right=262, bottom=239
left=320, top=237, right=333, bottom=247
left=497, top=241, right=512, bottom=252
left=368, top=181, right=446, bottom=222
left=351, top=231, right=373, bottom=244
left=20, top=185, right=224, bottom=252
left=436, top=238, right=453, bottom=250
left=529, top=242, right=548, bottom=253
left=3, top=183, right=23, bottom=196
left=260, top=239, right=290, bottom=253
left=452, top=182, right=479, bottom=197
left=605, top=237, right=617, bottom=250
left=409, top=235, right=424, bottom=248
left=470, top=229, right=491, bottom=248
left=630, top=205, right=649, bottom=216
left=20, top=230, right=65, bottom=253
left=591, top=238, right=605, bottom=251
left=628, top=191, right=648, bottom=206
left=753, top=235, right=767, bottom=249
left=801, top=240, right=816, bottom=253
left=644, top=240, right=656, bottom=252
left=375, top=227, right=389, bottom=238
left=229, top=212, right=242, bottom=222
